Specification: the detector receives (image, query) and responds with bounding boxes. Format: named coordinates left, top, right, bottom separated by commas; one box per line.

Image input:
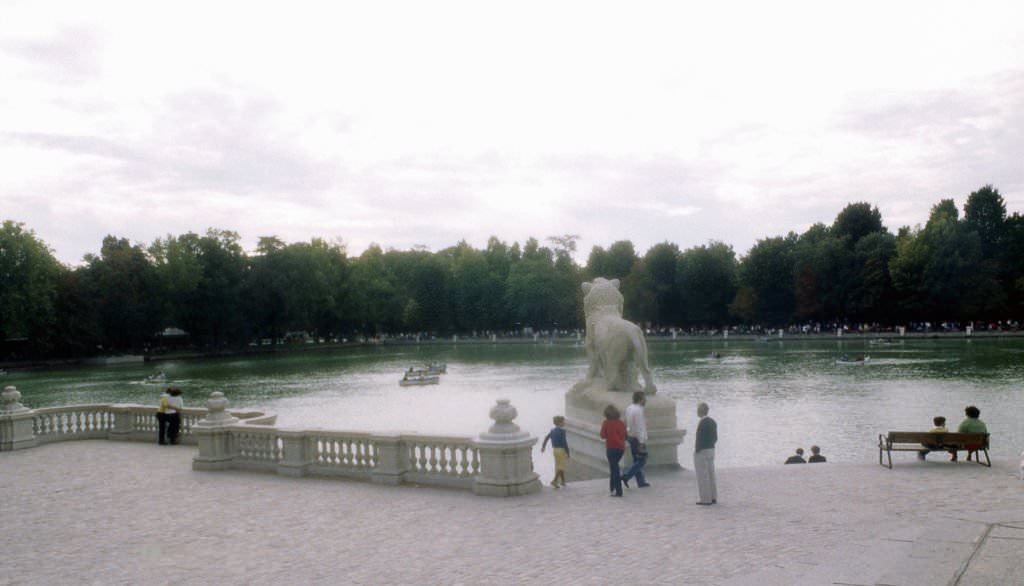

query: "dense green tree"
left=677, top=241, right=738, bottom=326
left=890, top=200, right=986, bottom=321
left=7, top=183, right=1024, bottom=360
left=551, top=243, right=582, bottom=330
left=963, top=185, right=1006, bottom=259
left=623, top=243, right=681, bottom=325
left=962, top=185, right=1010, bottom=319
left=0, top=221, right=64, bottom=356
left=585, top=240, right=637, bottom=280
left=506, top=238, right=577, bottom=330
left=832, top=202, right=885, bottom=244
left=246, top=237, right=351, bottom=340
left=150, top=229, right=249, bottom=347
left=848, top=231, right=898, bottom=322
left=1002, top=212, right=1024, bottom=315
left=348, top=244, right=403, bottom=335
left=79, top=236, right=163, bottom=351
left=736, top=235, right=797, bottom=324
left=387, top=248, right=450, bottom=332
left=792, top=224, right=854, bottom=321
left=449, top=243, right=500, bottom=331
left=51, top=269, right=101, bottom=356
left=621, top=260, right=655, bottom=323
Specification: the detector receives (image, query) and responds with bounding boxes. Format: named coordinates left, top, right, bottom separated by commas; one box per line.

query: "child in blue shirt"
left=541, top=415, right=570, bottom=488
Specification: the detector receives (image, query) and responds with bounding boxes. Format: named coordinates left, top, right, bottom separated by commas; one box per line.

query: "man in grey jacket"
left=694, top=402, right=717, bottom=505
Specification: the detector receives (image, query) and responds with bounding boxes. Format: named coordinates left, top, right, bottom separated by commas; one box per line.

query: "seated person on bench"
left=918, top=416, right=947, bottom=460
left=951, top=406, right=987, bottom=462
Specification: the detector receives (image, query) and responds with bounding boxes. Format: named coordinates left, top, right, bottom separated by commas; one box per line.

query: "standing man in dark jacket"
left=694, top=402, right=718, bottom=505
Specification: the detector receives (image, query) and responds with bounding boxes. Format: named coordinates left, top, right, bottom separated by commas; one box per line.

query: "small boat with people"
left=425, top=361, right=447, bottom=375
left=144, top=370, right=168, bottom=384
left=399, top=369, right=440, bottom=387
left=835, top=354, right=870, bottom=365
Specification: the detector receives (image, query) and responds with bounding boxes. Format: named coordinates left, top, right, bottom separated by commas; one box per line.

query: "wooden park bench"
left=878, top=431, right=991, bottom=469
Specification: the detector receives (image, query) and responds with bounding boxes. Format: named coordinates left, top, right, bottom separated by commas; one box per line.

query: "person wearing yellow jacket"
left=156, top=389, right=171, bottom=445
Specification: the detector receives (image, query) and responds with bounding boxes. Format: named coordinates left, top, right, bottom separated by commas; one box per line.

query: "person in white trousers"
left=694, top=402, right=718, bottom=505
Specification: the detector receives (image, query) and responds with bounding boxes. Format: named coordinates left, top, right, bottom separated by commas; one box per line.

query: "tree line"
left=2, top=185, right=1022, bottom=359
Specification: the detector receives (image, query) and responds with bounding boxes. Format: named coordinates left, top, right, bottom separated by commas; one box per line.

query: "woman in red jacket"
left=600, top=404, right=627, bottom=497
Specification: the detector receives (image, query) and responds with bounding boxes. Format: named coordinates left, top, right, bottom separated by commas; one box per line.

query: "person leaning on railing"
left=165, top=388, right=184, bottom=445
left=156, top=389, right=171, bottom=445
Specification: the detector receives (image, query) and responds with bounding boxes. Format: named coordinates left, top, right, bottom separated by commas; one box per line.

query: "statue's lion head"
left=581, top=277, right=623, bottom=318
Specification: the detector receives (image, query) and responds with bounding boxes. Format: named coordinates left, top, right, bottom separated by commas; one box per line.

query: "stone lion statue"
left=580, top=277, right=657, bottom=394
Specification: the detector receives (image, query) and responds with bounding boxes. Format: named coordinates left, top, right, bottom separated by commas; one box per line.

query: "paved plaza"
left=3, top=441, right=1023, bottom=585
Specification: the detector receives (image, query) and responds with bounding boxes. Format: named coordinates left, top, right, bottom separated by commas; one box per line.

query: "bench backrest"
left=886, top=431, right=989, bottom=448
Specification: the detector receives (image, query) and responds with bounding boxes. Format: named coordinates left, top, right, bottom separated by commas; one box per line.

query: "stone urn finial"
left=200, top=391, right=238, bottom=426
left=2, top=385, right=28, bottom=413
left=489, top=399, right=520, bottom=435
left=479, top=399, right=529, bottom=441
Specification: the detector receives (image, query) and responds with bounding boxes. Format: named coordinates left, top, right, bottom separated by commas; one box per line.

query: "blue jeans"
left=622, top=437, right=647, bottom=485
left=607, top=447, right=624, bottom=495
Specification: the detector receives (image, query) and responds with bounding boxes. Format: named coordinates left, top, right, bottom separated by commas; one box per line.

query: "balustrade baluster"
left=439, top=444, right=449, bottom=474
left=455, top=446, right=466, bottom=476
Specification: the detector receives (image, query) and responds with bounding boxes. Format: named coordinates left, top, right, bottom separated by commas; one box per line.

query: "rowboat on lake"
left=835, top=355, right=870, bottom=365
left=399, top=371, right=441, bottom=386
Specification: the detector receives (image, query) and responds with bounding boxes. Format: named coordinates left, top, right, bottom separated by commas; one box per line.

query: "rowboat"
left=836, top=355, right=870, bottom=365
left=399, top=373, right=440, bottom=386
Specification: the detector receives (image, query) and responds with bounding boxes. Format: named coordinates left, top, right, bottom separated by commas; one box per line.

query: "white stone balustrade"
left=1, top=385, right=36, bottom=451
left=0, top=385, right=274, bottom=451
left=191, top=394, right=538, bottom=496
left=2, top=387, right=540, bottom=497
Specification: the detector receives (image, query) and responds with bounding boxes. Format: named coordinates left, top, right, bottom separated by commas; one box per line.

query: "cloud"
left=1, top=26, right=101, bottom=84
left=5, top=87, right=339, bottom=197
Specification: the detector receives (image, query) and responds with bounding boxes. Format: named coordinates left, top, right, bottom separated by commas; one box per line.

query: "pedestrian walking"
left=600, top=404, right=626, bottom=497
left=541, top=415, right=570, bottom=488
left=622, top=391, right=651, bottom=488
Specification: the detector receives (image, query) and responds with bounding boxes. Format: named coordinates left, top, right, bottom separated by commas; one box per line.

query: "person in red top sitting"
left=600, top=404, right=627, bottom=497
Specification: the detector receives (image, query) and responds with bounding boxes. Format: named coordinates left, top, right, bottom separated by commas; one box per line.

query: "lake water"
left=8, top=337, right=1024, bottom=480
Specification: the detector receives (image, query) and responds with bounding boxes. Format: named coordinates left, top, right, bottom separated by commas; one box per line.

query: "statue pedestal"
left=563, top=379, right=686, bottom=480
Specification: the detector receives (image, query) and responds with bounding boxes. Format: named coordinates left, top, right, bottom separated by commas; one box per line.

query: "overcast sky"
left=2, top=1, right=1023, bottom=265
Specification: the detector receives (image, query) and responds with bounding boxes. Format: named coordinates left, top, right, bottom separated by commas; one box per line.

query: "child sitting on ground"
left=808, top=445, right=827, bottom=463
left=541, top=415, right=570, bottom=488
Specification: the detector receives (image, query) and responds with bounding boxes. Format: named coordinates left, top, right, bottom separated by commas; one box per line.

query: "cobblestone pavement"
left=3, top=442, right=1023, bottom=585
